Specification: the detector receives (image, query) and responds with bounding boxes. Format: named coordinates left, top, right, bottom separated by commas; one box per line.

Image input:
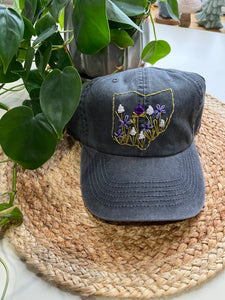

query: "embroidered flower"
left=130, top=127, right=137, bottom=136
left=114, top=129, right=124, bottom=139
left=146, top=105, right=154, bottom=115
left=119, top=115, right=131, bottom=129
left=134, top=105, right=145, bottom=115
left=117, top=104, right=125, bottom=113
left=141, top=122, right=153, bottom=133
left=155, top=104, right=166, bottom=119
left=139, top=130, right=145, bottom=140
left=159, top=119, right=165, bottom=128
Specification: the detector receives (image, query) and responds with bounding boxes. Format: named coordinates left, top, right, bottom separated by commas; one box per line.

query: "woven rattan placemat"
left=0, top=94, right=225, bottom=299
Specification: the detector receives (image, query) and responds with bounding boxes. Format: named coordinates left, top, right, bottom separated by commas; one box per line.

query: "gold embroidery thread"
left=112, top=89, right=175, bottom=150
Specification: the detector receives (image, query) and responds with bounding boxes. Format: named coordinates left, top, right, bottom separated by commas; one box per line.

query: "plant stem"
left=0, top=159, right=11, bottom=164
left=9, top=163, right=17, bottom=206
left=0, top=257, right=9, bottom=300
left=0, top=192, right=13, bottom=197
left=59, top=30, right=74, bottom=33
left=0, top=84, right=24, bottom=96
left=112, top=49, right=126, bottom=74
left=0, top=103, right=9, bottom=111
left=149, top=11, right=157, bottom=41
left=0, top=218, right=9, bottom=227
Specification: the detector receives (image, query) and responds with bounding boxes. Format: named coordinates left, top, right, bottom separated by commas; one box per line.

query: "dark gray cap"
left=67, top=67, right=206, bottom=222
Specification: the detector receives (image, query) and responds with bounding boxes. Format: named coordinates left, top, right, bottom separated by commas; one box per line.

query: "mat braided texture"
left=0, top=94, right=225, bottom=299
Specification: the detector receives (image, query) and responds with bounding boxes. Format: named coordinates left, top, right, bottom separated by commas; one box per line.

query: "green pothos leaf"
left=141, top=40, right=171, bottom=65
left=0, top=5, right=24, bottom=73
left=0, top=106, right=58, bottom=170
left=40, top=66, right=82, bottom=139
left=166, top=0, right=180, bottom=22
left=73, top=0, right=110, bottom=55
left=0, top=203, right=23, bottom=226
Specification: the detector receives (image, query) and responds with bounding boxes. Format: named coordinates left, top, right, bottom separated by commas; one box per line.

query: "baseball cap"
left=67, top=67, right=206, bottom=222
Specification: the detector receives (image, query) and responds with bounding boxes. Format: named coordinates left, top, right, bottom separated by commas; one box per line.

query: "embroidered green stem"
left=0, top=257, right=9, bottom=300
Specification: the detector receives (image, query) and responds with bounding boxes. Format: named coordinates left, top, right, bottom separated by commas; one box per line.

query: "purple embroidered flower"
left=134, top=105, right=145, bottom=115
left=114, top=129, right=124, bottom=139
left=119, top=115, right=131, bottom=129
left=154, top=104, right=166, bottom=119
left=141, top=122, right=153, bottom=133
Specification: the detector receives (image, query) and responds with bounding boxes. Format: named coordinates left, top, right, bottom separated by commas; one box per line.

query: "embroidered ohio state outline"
left=112, top=89, right=175, bottom=151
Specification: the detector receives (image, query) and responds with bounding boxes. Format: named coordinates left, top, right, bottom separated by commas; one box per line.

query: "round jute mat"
left=0, top=94, right=225, bottom=299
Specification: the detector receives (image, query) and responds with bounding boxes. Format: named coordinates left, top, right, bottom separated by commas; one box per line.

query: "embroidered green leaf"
left=110, top=29, right=134, bottom=48
left=141, top=40, right=171, bottom=65
left=0, top=5, right=24, bottom=73
left=0, top=106, right=58, bottom=169
left=40, top=66, right=82, bottom=139
left=73, top=0, right=110, bottom=55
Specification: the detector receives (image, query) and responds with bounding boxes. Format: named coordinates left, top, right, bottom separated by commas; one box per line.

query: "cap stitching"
left=90, top=152, right=195, bottom=200
left=84, top=148, right=197, bottom=205
left=84, top=155, right=199, bottom=209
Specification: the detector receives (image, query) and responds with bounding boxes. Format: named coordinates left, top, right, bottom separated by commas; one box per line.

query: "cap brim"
left=80, top=142, right=205, bottom=222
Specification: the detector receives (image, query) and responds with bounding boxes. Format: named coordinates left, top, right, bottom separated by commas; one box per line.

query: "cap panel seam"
left=80, top=82, right=94, bottom=144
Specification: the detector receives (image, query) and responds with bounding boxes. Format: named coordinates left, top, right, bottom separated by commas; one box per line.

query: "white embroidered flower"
left=146, top=105, right=154, bottom=115
left=117, top=104, right=125, bottom=113
left=139, top=131, right=145, bottom=140
left=159, top=119, right=165, bottom=128
left=130, top=127, right=137, bottom=136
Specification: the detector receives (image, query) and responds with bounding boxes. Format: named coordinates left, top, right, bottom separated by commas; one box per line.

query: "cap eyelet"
left=112, top=78, right=118, bottom=83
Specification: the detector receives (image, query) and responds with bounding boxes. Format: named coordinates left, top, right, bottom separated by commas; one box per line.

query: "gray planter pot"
left=64, top=2, right=150, bottom=78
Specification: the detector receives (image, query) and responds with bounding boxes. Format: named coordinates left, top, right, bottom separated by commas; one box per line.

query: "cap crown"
left=68, top=67, right=206, bottom=157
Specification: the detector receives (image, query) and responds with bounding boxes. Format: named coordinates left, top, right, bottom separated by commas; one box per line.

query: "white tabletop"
left=0, top=23, right=225, bottom=300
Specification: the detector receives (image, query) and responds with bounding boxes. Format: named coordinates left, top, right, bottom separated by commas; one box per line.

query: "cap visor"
left=80, top=142, right=205, bottom=222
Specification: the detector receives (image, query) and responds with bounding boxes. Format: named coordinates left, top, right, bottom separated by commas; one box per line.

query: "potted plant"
left=0, top=0, right=179, bottom=226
